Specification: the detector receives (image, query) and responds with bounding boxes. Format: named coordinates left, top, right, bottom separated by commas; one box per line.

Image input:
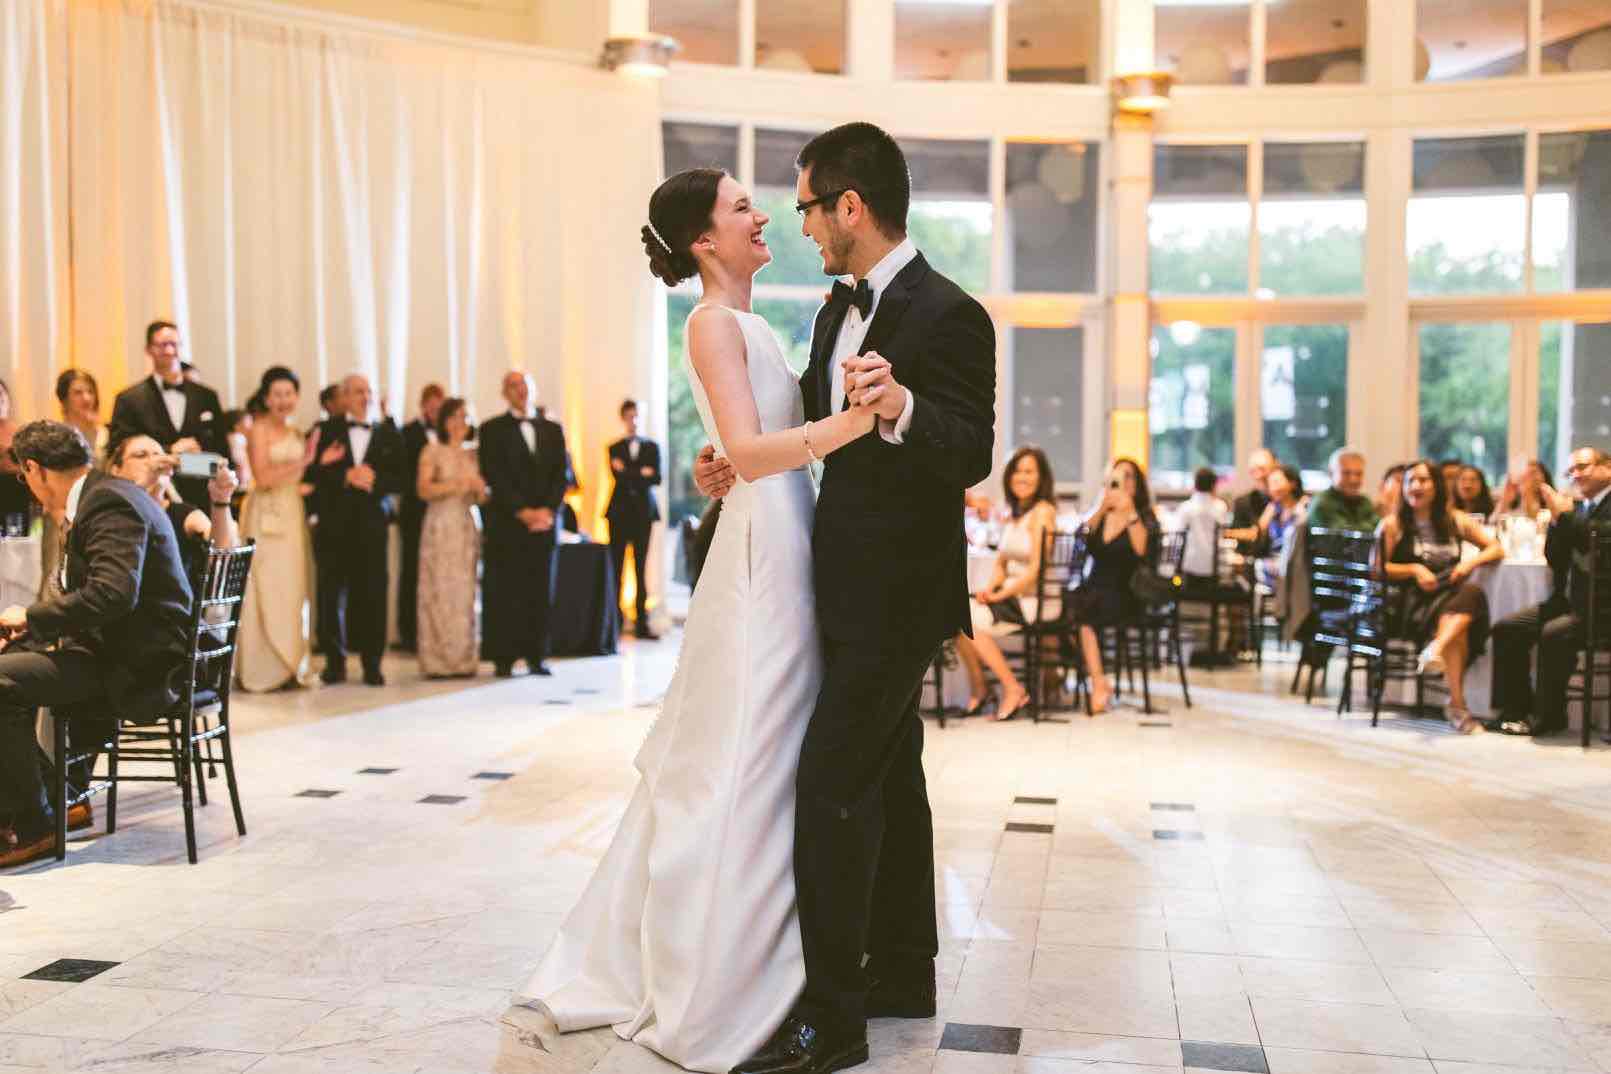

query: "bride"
left=508, top=170, right=882, bottom=1071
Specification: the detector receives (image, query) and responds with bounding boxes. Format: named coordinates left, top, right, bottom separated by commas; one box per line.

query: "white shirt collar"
left=151, top=372, right=183, bottom=391
left=510, top=408, right=536, bottom=421
left=64, top=471, right=90, bottom=525
left=1591, top=486, right=1610, bottom=512
left=852, top=237, right=918, bottom=298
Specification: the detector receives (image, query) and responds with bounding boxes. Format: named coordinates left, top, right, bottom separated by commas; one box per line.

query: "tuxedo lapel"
left=859, top=253, right=927, bottom=362
left=143, top=379, right=181, bottom=442
left=808, top=299, right=849, bottom=421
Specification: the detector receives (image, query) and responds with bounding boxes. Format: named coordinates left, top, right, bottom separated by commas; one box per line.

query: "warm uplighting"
left=1112, top=71, right=1174, bottom=116
left=1110, top=408, right=1149, bottom=468
left=601, top=34, right=680, bottom=78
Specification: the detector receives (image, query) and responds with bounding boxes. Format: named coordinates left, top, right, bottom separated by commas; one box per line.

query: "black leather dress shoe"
left=320, top=663, right=347, bottom=685
left=529, top=661, right=553, bottom=677
left=494, top=662, right=514, bottom=678
left=363, top=667, right=386, bottom=687
left=729, top=1016, right=867, bottom=1074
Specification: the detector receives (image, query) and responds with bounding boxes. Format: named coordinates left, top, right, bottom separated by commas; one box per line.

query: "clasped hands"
left=517, top=507, right=555, bottom=533
left=691, top=354, right=906, bottom=499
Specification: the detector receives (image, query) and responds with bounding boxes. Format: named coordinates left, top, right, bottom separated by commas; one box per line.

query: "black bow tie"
left=832, top=278, right=873, bottom=319
left=160, top=381, right=185, bottom=394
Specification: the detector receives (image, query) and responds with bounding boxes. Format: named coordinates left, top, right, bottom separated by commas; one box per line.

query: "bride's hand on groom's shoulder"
left=693, top=444, right=735, bottom=499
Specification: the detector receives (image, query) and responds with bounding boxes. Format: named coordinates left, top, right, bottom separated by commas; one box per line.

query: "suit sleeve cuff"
left=879, top=388, right=917, bottom=445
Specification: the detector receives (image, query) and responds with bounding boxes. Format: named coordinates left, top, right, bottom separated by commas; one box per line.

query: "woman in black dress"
left=1070, top=458, right=1160, bottom=714
left=1375, top=459, right=1504, bottom=734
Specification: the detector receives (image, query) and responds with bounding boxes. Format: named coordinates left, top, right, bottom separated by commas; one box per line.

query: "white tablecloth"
left=0, top=536, right=42, bottom=608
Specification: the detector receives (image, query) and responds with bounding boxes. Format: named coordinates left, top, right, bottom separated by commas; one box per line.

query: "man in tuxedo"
left=0, top=421, right=193, bottom=867
left=306, top=373, right=405, bottom=686
left=480, top=371, right=568, bottom=678
left=605, top=399, right=661, bottom=640
left=108, top=320, right=226, bottom=506
left=1491, top=446, right=1611, bottom=736
left=397, top=383, right=446, bottom=652
left=701, top=122, right=996, bottom=1074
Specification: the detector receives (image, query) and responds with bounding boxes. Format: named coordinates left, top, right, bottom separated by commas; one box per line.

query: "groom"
left=696, top=122, right=996, bottom=1074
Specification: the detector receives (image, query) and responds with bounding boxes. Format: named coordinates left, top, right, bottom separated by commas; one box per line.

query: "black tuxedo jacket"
left=1544, top=491, right=1611, bottom=618
left=401, top=419, right=433, bottom=519
left=25, top=472, right=193, bottom=709
left=305, top=417, right=406, bottom=535
left=605, top=437, right=661, bottom=527
left=801, top=252, right=996, bottom=645
left=479, top=413, right=568, bottom=536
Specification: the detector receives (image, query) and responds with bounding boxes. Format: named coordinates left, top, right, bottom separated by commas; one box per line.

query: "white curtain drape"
left=4, top=0, right=664, bottom=540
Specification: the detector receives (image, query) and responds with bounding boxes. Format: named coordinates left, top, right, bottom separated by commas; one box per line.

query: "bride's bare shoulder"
left=687, top=304, right=748, bottom=368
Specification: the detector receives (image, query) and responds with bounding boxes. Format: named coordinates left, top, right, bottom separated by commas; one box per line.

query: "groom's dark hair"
left=796, top=122, right=910, bottom=240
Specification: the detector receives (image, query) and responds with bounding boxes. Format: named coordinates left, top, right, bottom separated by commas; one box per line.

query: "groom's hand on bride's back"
left=693, top=444, right=736, bottom=500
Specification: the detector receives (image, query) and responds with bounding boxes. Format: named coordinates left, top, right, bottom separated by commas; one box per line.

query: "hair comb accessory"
left=646, top=222, right=672, bottom=254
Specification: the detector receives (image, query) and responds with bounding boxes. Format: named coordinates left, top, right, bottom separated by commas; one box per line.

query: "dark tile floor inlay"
left=1013, top=796, right=1057, bottom=805
left=1153, top=829, right=1205, bottom=841
left=357, top=767, right=398, bottom=775
left=294, top=789, right=341, bottom=798
left=1181, top=1041, right=1269, bottom=1074
left=23, top=959, right=119, bottom=983
left=419, top=794, right=467, bottom=805
left=1152, top=802, right=1196, bottom=811
left=472, top=771, right=515, bottom=781
left=1005, top=822, right=1054, bottom=834
left=544, top=700, right=572, bottom=706
left=939, top=1022, right=1023, bottom=1055
left=1138, top=721, right=1173, bottom=728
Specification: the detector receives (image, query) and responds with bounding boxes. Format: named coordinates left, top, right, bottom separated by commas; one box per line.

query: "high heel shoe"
left=1417, top=643, right=1445, bottom=677
left=963, top=690, right=998, bottom=718
left=992, top=688, right=1030, bottom=722
left=1447, top=706, right=1484, bottom=735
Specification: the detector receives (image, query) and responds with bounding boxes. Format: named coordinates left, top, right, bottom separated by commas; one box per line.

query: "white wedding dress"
left=512, top=305, right=819, bottom=1073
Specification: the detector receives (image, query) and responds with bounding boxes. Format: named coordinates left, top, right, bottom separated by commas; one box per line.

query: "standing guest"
left=237, top=367, right=317, bottom=692
left=1225, top=448, right=1276, bottom=548
left=416, top=398, right=485, bottom=678
left=1491, top=446, right=1611, bottom=737
left=105, top=435, right=241, bottom=577
left=1491, top=457, right=1556, bottom=522
left=306, top=373, right=404, bottom=687
left=1173, top=466, right=1230, bottom=586
left=480, top=370, right=567, bottom=678
left=318, top=383, right=346, bottom=422
left=956, top=446, right=1057, bottom=722
left=1377, top=462, right=1407, bottom=520
left=0, top=380, right=29, bottom=534
left=1307, top=448, right=1380, bottom=532
left=0, top=422, right=192, bottom=868
left=108, top=321, right=227, bottom=507
left=397, top=383, right=445, bottom=653
left=1376, top=459, right=1503, bottom=734
left=55, top=370, right=107, bottom=457
left=1070, top=458, right=1161, bottom=714
left=1454, top=465, right=1495, bottom=518
left=605, top=398, right=662, bottom=640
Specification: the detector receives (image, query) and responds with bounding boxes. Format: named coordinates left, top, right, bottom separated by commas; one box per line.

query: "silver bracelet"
left=802, top=421, right=821, bottom=465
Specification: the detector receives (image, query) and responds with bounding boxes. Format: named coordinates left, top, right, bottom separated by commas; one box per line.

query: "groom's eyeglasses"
left=795, top=188, right=849, bottom=217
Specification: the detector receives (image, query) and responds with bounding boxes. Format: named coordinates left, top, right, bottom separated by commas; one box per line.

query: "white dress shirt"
left=829, top=238, right=919, bottom=444
left=628, top=437, right=640, bottom=461
left=152, top=374, right=187, bottom=432
left=1173, top=491, right=1231, bottom=579
left=64, top=471, right=89, bottom=526
left=347, top=421, right=372, bottom=465
left=512, top=410, right=537, bottom=455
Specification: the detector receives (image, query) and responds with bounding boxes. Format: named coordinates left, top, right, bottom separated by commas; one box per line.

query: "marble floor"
left=4, top=638, right=1611, bottom=1074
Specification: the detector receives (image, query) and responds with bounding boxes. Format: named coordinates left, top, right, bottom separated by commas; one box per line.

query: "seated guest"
left=106, top=435, right=241, bottom=576
left=1377, top=462, right=1406, bottom=520
left=1253, top=464, right=1306, bottom=587
left=416, top=398, right=486, bottom=678
left=957, top=446, right=1058, bottom=722
left=1491, top=457, right=1555, bottom=522
left=0, top=422, right=193, bottom=868
left=1308, top=448, right=1380, bottom=532
left=56, top=369, right=107, bottom=457
left=1173, top=466, right=1230, bottom=588
left=1070, top=458, right=1161, bottom=715
left=1376, top=459, right=1503, bottom=735
left=1491, top=447, right=1611, bottom=737
left=1225, top=448, right=1275, bottom=548
left=1439, top=458, right=1464, bottom=499
left=1454, top=465, right=1495, bottom=519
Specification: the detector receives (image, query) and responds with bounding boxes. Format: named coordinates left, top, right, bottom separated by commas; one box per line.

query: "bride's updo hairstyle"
left=643, top=167, right=725, bottom=287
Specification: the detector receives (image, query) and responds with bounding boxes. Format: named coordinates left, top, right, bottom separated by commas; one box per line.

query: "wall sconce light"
left=1111, top=72, right=1174, bottom=117
left=602, top=34, right=680, bottom=78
